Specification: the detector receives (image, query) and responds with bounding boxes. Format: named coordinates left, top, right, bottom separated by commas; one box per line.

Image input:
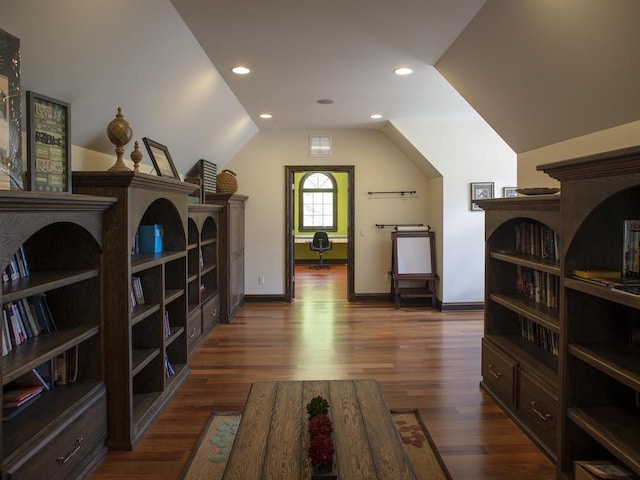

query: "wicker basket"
left=216, top=169, right=238, bottom=193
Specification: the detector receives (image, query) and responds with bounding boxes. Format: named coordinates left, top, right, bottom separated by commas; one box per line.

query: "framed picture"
left=0, top=29, right=22, bottom=189
left=503, top=187, right=518, bottom=198
left=470, top=182, right=494, bottom=211
left=26, top=91, right=71, bottom=193
left=143, top=137, right=179, bottom=179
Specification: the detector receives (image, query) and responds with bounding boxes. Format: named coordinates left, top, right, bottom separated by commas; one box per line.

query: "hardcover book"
left=623, top=220, right=640, bottom=277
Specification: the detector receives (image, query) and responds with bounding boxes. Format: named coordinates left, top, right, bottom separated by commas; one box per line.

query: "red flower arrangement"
left=308, top=433, right=334, bottom=468
left=308, top=413, right=333, bottom=438
left=306, top=396, right=336, bottom=476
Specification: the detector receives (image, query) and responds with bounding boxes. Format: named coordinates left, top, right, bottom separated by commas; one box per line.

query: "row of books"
left=519, top=315, right=559, bottom=357
left=514, top=222, right=559, bottom=261
left=2, top=294, right=57, bottom=356
left=3, top=349, right=79, bottom=421
left=2, top=246, right=30, bottom=283
left=516, top=266, right=560, bottom=309
left=165, top=354, right=175, bottom=378
left=130, top=275, right=146, bottom=313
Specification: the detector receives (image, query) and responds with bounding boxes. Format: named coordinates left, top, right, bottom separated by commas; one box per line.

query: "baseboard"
left=244, top=294, right=287, bottom=302
left=349, top=293, right=393, bottom=302
left=439, top=302, right=484, bottom=312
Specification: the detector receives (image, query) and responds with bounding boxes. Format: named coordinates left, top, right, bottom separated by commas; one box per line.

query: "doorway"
left=285, top=165, right=355, bottom=302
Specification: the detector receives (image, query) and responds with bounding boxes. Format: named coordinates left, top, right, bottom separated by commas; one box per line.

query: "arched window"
left=299, top=171, right=337, bottom=232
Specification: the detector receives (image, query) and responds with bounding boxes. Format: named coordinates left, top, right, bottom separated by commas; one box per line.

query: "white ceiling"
left=170, top=0, right=486, bottom=131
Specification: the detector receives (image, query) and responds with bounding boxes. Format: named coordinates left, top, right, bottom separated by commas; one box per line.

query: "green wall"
left=294, top=171, right=348, bottom=261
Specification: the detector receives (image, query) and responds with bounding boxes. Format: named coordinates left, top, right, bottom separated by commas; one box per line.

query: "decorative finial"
left=107, top=107, right=133, bottom=171
left=131, top=140, right=142, bottom=172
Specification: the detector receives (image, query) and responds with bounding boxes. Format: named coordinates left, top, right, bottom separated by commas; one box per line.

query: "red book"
left=3, top=385, right=44, bottom=408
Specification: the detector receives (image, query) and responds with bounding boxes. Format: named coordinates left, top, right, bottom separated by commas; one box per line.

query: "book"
left=2, top=391, right=42, bottom=421
left=623, top=220, right=640, bottom=277
left=164, top=311, right=171, bottom=337
left=3, top=385, right=44, bottom=408
left=573, top=269, right=621, bottom=280
left=131, top=276, right=146, bottom=305
left=27, top=294, right=56, bottom=333
left=14, top=368, right=50, bottom=391
left=55, top=351, right=68, bottom=385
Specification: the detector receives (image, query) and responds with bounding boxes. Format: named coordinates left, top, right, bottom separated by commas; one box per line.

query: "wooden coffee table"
left=222, top=379, right=417, bottom=479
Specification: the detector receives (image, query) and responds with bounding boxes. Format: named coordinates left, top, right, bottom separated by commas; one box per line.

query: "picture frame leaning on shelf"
left=470, top=182, right=494, bottom=211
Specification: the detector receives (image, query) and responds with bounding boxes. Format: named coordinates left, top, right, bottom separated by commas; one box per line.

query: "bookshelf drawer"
left=6, top=387, right=107, bottom=480
left=202, top=294, right=219, bottom=332
left=482, top=339, right=517, bottom=407
left=518, top=368, right=557, bottom=447
left=187, top=309, right=202, bottom=351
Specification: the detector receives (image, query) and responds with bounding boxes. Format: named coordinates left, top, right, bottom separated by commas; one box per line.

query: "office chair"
left=309, top=232, right=333, bottom=269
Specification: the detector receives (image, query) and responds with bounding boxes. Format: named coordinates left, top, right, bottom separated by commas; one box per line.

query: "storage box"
left=138, top=224, right=163, bottom=253
left=575, top=461, right=637, bottom=480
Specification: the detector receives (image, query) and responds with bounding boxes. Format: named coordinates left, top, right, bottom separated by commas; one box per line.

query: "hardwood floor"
left=90, top=265, right=555, bottom=479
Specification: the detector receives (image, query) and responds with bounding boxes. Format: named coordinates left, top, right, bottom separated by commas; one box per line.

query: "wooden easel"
left=391, top=229, right=439, bottom=309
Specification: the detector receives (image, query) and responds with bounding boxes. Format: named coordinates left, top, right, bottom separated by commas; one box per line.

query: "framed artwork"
left=26, top=91, right=71, bottom=192
left=143, top=137, right=179, bottom=179
left=470, top=182, right=494, bottom=211
left=503, top=187, right=518, bottom=198
left=0, top=29, right=22, bottom=189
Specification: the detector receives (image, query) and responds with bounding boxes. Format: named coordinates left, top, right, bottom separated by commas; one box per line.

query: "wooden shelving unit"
left=476, top=195, right=561, bottom=462
left=538, top=146, right=640, bottom=479
left=73, top=171, right=194, bottom=450
left=204, top=193, right=247, bottom=323
left=0, top=191, right=115, bottom=479
left=187, top=204, right=222, bottom=354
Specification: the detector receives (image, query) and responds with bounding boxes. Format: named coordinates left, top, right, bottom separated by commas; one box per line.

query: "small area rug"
left=179, top=409, right=451, bottom=479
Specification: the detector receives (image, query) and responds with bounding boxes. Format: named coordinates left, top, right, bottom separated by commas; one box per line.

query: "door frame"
left=285, top=165, right=355, bottom=302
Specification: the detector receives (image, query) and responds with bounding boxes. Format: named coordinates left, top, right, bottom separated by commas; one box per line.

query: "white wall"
left=224, top=129, right=433, bottom=296
left=391, top=119, right=516, bottom=304
left=3, top=0, right=256, bottom=177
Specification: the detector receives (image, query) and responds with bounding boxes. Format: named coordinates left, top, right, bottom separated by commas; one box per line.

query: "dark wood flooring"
left=90, top=265, right=555, bottom=479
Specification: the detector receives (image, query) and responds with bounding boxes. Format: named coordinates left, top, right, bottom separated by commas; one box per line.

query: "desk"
left=223, top=379, right=417, bottom=479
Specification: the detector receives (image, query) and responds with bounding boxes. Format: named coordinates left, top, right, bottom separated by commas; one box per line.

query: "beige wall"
left=224, top=129, right=433, bottom=296
left=518, top=121, right=640, bottom=186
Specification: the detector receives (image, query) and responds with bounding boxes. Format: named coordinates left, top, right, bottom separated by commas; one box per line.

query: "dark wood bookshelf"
left=0, top=191, right=115, bottom=479
left=476, top=195, right=561, bottom=463
left=73, top=171, right=194, bottom=451
left=187, top=204, right=222, bottom=354
left=536, top=145, right=640, bottom=478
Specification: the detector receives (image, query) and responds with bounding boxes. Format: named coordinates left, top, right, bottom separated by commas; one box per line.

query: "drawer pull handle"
left=487, top=364, right=503, bottom=378
left=189, top=328, right=196, bottom=338
left=530, top=401, right=551, bottom=421
left=57, top=437, right=83, bottom=464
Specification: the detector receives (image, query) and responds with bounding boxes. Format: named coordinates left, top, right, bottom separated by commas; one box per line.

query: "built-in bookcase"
left=73, top=171, right=194, bottom=450
left=476, top=195, right=561, bottom=462
left=0, top=191, right=115, bottom=479
left=187, top=204, right=222, bottom=354
left=539, top=146, right=640, bottom=479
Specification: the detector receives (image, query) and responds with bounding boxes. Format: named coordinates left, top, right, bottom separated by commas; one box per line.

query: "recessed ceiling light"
left=259, top=113, right=272, bottom=119
left=393, top=67, right=413, bottom=76
left=317, top=99, right=335, bottom=105
left=231, top=66, right=251, bottom=75
left=370, top=114, right=383, bottom=119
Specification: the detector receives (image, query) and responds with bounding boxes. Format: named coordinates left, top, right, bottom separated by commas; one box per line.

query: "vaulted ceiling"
left=172, top=0, right=640, bottom=153
left=4, top=0, right=639, bottom=177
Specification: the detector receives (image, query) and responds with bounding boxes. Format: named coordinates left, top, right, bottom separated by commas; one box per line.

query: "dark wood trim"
left=245, top=294, right=287, bottom=302
left=285, top=166, right=355, bottom=303
left=440, top=302, right=484, bottom=312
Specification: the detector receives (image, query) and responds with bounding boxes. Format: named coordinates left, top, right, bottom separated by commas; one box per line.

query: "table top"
left=223, top=379, right=417, bottom=480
